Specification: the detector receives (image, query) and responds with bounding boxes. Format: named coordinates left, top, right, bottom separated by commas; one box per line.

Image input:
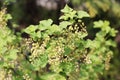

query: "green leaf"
left=59, top=11, right=76, bottom=20
left=89, top=55, right=102, bottom=64
left=64, top=47, right=72, bottom=55
left=5, top=14, right=12, bottom=20
left=109, top=28, right=118, bottom=37
left=106, top=39, right=116, bottom=47
left=32, top=54, right=48, bottom=70
left=77, top=11, right=90, bottom=18
left=39, top=54, right=48, bottom=68
left=85, top=39, right=93, bottom=48
left=59, top=21, right=72, bottom=29
left=42, top=33, right=49, bottom=38
left=24, top=25, right=38, bottom=34
left=61, top=5, right=73, bottom=13
left=96, top=31, right=106, bottom=39
left=85, top=39, right=101, bottom=49
left=93, top=20, right=104, bottom=28
left=78, top=31, right=88, bottom=39
left=1, top=47, right=7, bottom=53
left=38, top=19, right=53, bottom=30
left=69, top=10, right=77, bottom=19
left=48, top=24, right=61, bottom=34
left=36, top=31, right=41, bottom=38
left=60, top=62, right=74, bottom=75
left=104, top=21, right=110, bottom=26
left=93, top=20, right=110, bottom=31
left=101, top=21, right=110, bottom=33
left=7, top=49, right=18, bottom=60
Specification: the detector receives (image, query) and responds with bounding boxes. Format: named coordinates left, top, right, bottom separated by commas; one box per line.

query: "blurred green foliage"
left=71, top=0, right=120, bottom=28
left=0, top=4, right=118, bottom=80
left=0, top=0, right=120, bottom=80
left=71, top=1, right=120, bottom=80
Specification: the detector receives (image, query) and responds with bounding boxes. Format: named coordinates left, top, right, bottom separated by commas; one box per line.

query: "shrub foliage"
left=0, top=5, right=117, bottom=80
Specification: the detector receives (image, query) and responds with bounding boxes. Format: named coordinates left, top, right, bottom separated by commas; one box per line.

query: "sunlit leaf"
left=77, top=11, right=90, bottom=18
left=38, top=19, right=53, bottom=30
left=61, top=5, right=73, bottom=13
left=59, top=21, right=72, bottom=29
